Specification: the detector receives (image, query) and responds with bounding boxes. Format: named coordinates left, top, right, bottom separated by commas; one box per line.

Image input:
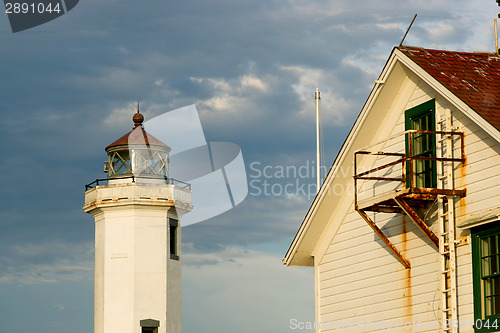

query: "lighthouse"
left=83, top=107, right=192, bottom=333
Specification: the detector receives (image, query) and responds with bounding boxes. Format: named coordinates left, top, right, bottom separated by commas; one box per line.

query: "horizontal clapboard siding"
left=452, top=106, right=500, bottom=225
left=315, top=77, right=495, bottom=332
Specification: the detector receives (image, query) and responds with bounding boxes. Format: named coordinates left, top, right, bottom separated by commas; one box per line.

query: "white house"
left=284, top=46, right=500, bottom=333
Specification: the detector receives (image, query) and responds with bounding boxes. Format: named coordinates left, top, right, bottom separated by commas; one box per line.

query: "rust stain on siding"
left=401, top=216, right=412, bottom=323
left=402, top=215, right=407, bottom=257
left=458, top=134, right=467, bottom=220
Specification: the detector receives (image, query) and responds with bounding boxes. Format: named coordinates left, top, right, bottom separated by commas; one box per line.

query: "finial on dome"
left=133, top=101, right=144, bottom=127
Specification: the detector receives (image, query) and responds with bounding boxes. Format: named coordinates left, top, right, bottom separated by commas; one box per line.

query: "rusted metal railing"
left=85, top=176, right=191, bottom=191
left=353, top=130, right=465, bottom=269
left=354, top=130, right=465, bottom=209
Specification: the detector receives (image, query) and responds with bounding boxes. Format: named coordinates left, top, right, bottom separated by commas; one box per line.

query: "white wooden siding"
left=314, top=68, right=500, bottom=333
left=318, top=208, right=442, bottom=332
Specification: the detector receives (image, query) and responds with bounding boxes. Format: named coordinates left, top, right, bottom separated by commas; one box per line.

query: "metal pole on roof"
left=399, top=14, right=417, bottom=47
left=315, top=88, right=321, bottom=192
left=495, top=19, right=499, bottom=55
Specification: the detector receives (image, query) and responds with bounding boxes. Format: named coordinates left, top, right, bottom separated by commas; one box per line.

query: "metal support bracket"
left=356, top=208, right=411, bottom=269
left=394, top=197, right=439, bottom=248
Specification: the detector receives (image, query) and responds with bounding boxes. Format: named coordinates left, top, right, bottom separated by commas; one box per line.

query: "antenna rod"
left=495, top=19, right=499, bottom=55
left=399, top=14, right=417, bottom=47
left=315, top=88, right=321, bottom=192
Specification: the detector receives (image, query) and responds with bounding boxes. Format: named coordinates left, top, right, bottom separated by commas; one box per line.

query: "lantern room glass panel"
left=107, top=147, right=169, bottom=178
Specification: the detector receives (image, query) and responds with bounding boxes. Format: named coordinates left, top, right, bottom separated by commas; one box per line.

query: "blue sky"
left=0, top=1, right=498, bottom=332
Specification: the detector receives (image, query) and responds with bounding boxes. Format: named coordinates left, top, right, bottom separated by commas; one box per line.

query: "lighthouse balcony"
left=83, top=177, right=192, bottom=213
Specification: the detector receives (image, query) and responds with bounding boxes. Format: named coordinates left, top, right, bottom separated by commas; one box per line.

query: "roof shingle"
left=398, top=46, right=500, bottom=131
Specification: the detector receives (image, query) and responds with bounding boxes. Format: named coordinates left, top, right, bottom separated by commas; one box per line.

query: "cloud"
left=183, top=195, right=311, bottom=253
left=280, top=65, right=357, bottom=127
left=0, top=240, right=93, bottom=285
left=191, top=74, right=271, bottom=118
left=104, top=101, right=139, bottom=127
left=183, top=247, right=314, bottom=333
left=182, top=243, right=249, bottom=267
left=1, top=0, right=498, bottom=332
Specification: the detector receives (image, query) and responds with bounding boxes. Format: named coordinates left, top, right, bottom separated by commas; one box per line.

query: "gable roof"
left=283, top=46, right=500, bottom=266
left=399, top=46, right=500, bottom=131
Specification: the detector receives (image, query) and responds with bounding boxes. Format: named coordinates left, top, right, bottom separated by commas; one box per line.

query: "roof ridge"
left=400, top=45, right=498, bottom=56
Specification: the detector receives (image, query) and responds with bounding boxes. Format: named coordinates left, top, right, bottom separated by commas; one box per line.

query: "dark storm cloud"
left=0, top=0, right=498, bottom=331
left=0, top=0, right=495, bottom=266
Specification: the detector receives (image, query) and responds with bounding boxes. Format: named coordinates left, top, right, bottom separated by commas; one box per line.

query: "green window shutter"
left=404, top=99, right=437, bottom=188
left=472, top=224, right=500, bottom=332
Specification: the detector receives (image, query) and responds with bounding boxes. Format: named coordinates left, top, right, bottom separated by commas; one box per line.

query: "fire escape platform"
left=357, top=187, right=466, bottom=213
left=353, top=130, right=466, bottom=269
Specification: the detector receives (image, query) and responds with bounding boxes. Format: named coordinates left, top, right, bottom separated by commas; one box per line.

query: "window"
left=106, top=147, right=169, bottom=178
left=169, top=218, right=179, bottom=260
left=142, top=328, right=157, bottom=333
left=472, top=224, right=500, bottom=332
left=405, top=99, right=437, bottom=188
left=140, top=319, right=159, bottom=333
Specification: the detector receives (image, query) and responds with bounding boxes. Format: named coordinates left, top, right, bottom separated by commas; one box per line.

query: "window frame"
left=472, top=223, right=500, bottom=332
left=404, top=99, right=437, bottom=189
left=140, top=319, right=160, bottom=333
left=169, top=218, right=179, bottom=260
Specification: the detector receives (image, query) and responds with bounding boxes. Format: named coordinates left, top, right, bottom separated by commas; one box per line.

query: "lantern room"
left=104, top=108, right=171, bottom=179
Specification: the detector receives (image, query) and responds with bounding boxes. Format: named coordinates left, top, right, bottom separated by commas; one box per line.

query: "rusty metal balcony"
left=353, top=130, right=466, bottom=268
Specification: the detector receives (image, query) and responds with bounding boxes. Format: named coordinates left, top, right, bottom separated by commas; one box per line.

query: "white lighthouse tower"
left=83, top=108, right=192, bottom=333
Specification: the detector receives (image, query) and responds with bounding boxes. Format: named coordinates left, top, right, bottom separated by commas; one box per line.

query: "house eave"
left=283, top=48, right=401, bottom=267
